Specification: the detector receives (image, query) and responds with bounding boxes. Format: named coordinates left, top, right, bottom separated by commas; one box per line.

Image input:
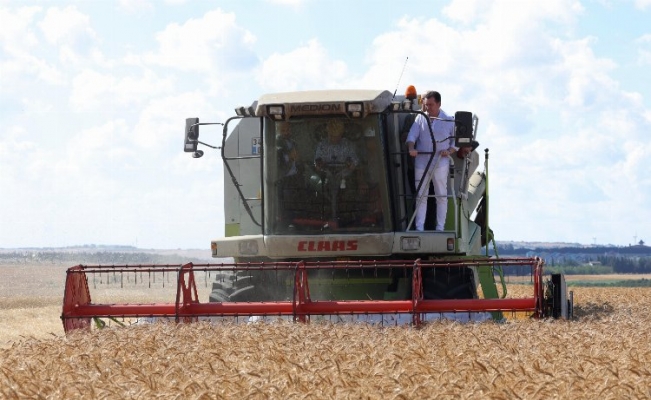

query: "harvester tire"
left=209, top=269, right=293, bottom=302
left=208, top=272, right=238, bottom=302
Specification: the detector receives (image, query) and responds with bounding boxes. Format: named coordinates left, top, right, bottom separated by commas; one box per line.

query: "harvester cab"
left=61, top=89, right=572, bottom=333
left=187, top=90, right=483, bottom=256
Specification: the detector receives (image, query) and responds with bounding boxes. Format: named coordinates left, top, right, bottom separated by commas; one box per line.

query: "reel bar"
left=66, top=298, right=536, bottom=318
left=62, top=257, right=545, bottom=333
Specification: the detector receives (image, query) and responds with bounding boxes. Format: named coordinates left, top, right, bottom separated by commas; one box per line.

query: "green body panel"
left=225, top=223, right=240, bottom=238
left=477, top=265, right=503, bottom=320
left=383, top=278, right=411, bottom=300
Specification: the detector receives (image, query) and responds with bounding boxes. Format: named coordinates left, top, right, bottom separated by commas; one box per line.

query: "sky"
left=1, top=0, right=650, bottom=250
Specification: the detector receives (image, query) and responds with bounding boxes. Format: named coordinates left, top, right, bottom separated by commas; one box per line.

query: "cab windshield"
left=264, top=116, right=391, bottom=234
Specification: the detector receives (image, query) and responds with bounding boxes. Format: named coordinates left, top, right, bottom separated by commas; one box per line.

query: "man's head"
left=326, top=120, right=344, bottom=143
left=422, top=90, right=441, bottom=118
left=278, top=122, right=291, bottom=137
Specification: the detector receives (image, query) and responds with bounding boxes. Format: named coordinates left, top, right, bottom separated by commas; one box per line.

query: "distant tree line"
left=495, top=243, right=651, bottom=256
left=0, top=251, right=205, bottom=265
left=545, top=264, right=614, bottom=275
left=597, top=256, right=651, bottom=274
left=489, top=243, right=651, bottom=275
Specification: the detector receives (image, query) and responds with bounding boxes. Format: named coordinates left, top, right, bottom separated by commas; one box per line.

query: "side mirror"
left=184, top=118, right=199, bottom=153
left=454, top=111, right=474, bottom=148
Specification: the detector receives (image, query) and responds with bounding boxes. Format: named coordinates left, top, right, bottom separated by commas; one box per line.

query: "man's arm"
left=405, top=114, right=423, bottom=157
left=314, top=142, right=325, bottom=170
left=407, top=141, right=417, bottom=157
left=441, top=121, right=457, bottom=156
left=345, top=140, right=359, bottom=168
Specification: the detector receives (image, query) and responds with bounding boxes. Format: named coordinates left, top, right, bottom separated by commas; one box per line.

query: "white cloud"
left=19, top=97, right=54, bottom=115
left=57, top=119, right=133, bottom=177
left=265, top=0, right=307, bottom=8
left=0, top=6, right=41, bottom=49
left=446, top=0, right=583, bottom=27
left=38, top=5, right=96, bottom=46
left=0, top=6, right=65, bottom=87
left=140, top=9, right=257, bottom=73
left=0, top=126, right=40, bottom=183
left=70, top=68, right=175, bottom=111
left=636, top=34, right=651, bottom=65
left=131, top=91, right=218, bottom=149
left=552, top=37, right=619, bottom=108
left=1, top=51, right=65, bottom=86
left=256, top=39, right=349, bottom=91
left=0, top=120, right=133, bottom=197
left=117, top=0, right=154, bottom=14
left=442, top=0, right=492, bottom=24
left=265, top=0, right=305, bottom=7
left=637, top=34, right=651, bottom=44
left=37, top=5, right=100, bottom=66
left=635, top=0, right=651, bottom=9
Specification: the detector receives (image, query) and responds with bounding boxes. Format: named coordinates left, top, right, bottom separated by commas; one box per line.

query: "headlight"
left=401, top=236, right=420, bottom=251
left=239, top=240, right=259, bottom=255
left=267, top=105, right=285, bottom=120
left=345, top=102, right=363, bottom=118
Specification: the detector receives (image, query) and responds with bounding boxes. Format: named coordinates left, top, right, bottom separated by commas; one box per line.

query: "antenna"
left=392, top=56, right=409, bottom=99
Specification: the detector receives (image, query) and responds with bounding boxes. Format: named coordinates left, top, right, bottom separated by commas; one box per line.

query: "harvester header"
left=62, top=257, right=570, bottom=333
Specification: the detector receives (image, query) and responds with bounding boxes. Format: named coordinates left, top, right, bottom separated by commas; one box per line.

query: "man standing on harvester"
left=406, top=90, right=456, bottom=231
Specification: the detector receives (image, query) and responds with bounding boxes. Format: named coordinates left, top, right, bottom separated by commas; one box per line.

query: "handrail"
left=221, top=116, right=263, bottom=227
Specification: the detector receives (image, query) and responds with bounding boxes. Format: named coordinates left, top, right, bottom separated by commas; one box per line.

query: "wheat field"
left=1, top=264, right=650, bottom=399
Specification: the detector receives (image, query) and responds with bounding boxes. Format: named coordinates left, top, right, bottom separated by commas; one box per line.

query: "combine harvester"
left=62, top=89, right=572, bottom=333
